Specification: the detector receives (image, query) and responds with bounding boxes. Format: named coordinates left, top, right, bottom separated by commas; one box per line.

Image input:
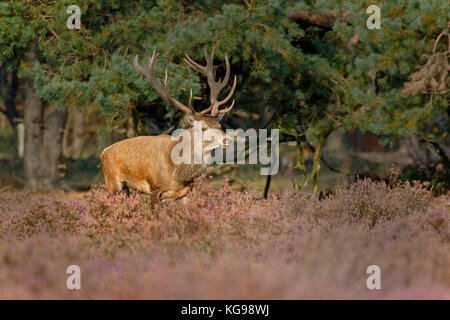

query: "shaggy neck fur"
left=171, top=127, right=216, bottom=183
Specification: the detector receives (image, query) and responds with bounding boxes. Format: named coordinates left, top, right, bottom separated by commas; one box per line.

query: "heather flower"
left=0, top=178, right=448, bottom=298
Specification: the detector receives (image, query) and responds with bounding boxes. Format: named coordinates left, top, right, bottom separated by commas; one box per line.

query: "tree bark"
left=126, top=116, right=137, bottom=138
left=71, top=110, right=85, bottom=159
left=24, top=83, right=44, bottom=190
left=41, top=106, right=67, bottom=186
left=405, top=136, right=426, bottom=166
left=23, top=82, right=67, bottom=190
left=17, top=122, right=24, bottom=158
left=263, top=174, right=271, bottom=199
left=63, top=109, right=85, bottom=159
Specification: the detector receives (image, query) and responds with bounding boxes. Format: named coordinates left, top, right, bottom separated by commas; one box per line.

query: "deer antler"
left=184, top=48, right=237, bottom=117
left=134, top=51, right=195, bottom=114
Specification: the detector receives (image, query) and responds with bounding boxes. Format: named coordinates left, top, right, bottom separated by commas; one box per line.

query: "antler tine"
left=204, top=47, right=215, bottom=67
left=218, top=55, right=231, bottom=91
left=134, top=51, right=194, bottom=114
left=202, top=48, right=221, bottom=106
left=163, top=68, right=195, bottom=113
left=218, top=99, right=235, bottom=114
left=217, top=75, right=237, bottom=107
left=133, top=51, right=157, bottom=80
left=182, top=48, right=237, bottom=117
left=210, top=75, right=237, bottom=117
left=203, top=99, right=234, bottom=116
left=199, top=105, right=213, bottom=115
left=188, top=89, right=193, bottom=109
left=183, top=53, right=206, bottom=74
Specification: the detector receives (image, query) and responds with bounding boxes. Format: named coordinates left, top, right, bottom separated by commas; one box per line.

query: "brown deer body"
left=101, top=49, right=236, bottom=201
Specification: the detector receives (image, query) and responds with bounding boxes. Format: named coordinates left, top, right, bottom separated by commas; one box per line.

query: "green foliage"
left=1, top=0, right=447, bottom=143
left=326, top=0, right=448, bottom=142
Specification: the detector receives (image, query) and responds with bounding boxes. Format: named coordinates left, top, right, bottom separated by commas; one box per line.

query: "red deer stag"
left=101, top=49, right=236, bottom=201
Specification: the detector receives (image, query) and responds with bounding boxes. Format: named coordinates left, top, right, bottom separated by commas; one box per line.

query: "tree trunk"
left=17, top=122, right=24, bottom=158
left=63, top=109, right=85, bottom=159
left=41, top=106, right=67, bottom=186
left=126, top=115, right=137, bottom=138
left=405, top=136, right=426, bottom=166
left=263, top=174, right=271, bottom=199
left=71, top=110, right=85, bottom=159
left=23, top=83, right=67, bottom=190
left=24, top=83, right=44, bottom=190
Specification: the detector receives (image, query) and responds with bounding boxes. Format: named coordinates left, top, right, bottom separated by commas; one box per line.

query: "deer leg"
left=149, top=190, right=161, bottom=204
left=104, top=175, right=122, bottom=193
left=161, top=186, right=191, bottom=202
left=102, top=161, right=123, bottom=193
left=103, top=171, right=127, bottom=194
left=121, top=181, right=130, bottom=196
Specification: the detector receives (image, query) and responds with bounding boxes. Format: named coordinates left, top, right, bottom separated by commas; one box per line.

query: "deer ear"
left=216, top=114, right=225, bottom=123
left=183, top=113, right=195, bottom=127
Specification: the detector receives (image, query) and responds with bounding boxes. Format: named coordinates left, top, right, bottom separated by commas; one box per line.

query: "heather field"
left=0, top=178, right=448, bottom=299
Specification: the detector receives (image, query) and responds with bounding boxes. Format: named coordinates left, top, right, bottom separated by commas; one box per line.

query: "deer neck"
left=171, top=127, right=209, bottom=183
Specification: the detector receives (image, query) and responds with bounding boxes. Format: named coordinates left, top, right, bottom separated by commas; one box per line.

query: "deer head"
left=133, top=49, right=236, bottom=152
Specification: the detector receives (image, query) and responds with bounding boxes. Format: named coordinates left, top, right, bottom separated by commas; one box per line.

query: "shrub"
left=0, top=178, right=448, bottom=299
